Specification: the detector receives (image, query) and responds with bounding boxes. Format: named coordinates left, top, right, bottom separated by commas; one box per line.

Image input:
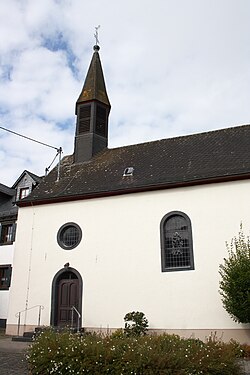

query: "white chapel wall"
left=7, top=179, right=250, bottom=339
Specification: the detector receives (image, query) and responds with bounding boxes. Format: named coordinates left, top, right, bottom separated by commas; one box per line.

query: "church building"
left=6, top=44, right=250, bottom=343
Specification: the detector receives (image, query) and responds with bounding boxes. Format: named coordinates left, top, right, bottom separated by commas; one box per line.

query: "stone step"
left=11, top=326, right=84, bottom=342
left=23, top=331, right=34, bottom=338
left=12, top=334, right=34, bottom=342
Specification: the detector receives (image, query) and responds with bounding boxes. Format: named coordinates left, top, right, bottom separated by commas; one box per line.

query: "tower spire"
left=75, top=44, right=110, bottom=110
left=74, top=44, right=111, bottom=163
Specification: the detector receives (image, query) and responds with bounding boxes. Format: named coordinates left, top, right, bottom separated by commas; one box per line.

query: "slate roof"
left=12, top=170, right=42, bottom=188
left=0, top=183, right=17, bottom=220
left=76, top=45, right=110, bottom=110
left=0, top=183, right=16, bottom=196
left=0, top=206, right=18, bottom=220
left=19, top=124, right=250, bottom=206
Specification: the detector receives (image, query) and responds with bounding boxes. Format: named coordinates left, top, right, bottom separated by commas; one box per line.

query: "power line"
left=0, top=125, right=63, bottom=181
left=0, top=125, right=60, bottom=151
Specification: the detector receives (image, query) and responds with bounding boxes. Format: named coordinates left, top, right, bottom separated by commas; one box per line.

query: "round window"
left=57, top=223, right=82, bottom=250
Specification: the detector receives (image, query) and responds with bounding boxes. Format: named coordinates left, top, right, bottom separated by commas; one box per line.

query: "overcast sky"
left=1, top=0, right=250, bottom=185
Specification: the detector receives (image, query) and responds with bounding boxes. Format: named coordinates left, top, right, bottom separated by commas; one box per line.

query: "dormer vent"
left=123, top=167, right=134, bottom=176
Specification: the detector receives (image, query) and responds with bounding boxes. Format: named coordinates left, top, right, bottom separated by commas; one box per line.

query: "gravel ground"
left=0, top=351, right=29, bottom=375
left=0, top=332, right=30, bottom=375
left=241, top=360, right=250, bottom=375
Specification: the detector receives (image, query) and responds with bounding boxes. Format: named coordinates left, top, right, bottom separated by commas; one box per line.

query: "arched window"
left=160, top=211, right=194, bottom=272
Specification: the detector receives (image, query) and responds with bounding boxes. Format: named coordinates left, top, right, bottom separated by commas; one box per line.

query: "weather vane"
left=94, top=25, right=100, bottom=45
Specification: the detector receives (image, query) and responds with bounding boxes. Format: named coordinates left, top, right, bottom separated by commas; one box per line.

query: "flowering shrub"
left=241, top=343, right=250, bottom=358
left=27, top=328, right=244, bottom=374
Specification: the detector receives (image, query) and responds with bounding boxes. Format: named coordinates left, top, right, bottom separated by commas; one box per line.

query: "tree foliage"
left=219, top=226, right=250, bottom=324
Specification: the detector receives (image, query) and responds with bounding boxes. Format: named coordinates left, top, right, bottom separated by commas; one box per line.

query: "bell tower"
left=74, top=45, right=111, bottom=163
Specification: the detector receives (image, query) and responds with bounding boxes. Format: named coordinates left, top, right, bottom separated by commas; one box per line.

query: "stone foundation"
left=6, top=324, right=37, bottom=336
left=5, top=324, right=250, bottom=344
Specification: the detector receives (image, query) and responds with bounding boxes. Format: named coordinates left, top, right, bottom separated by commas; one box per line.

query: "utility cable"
left=0, top=125, right=63, bottom=180
left=0, top=125, right=60, bottom=151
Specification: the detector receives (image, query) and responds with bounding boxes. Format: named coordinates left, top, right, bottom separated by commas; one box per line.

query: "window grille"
left=160, top=212, right=194, bottom=272
left=57, top=223, right=82, bottom=250
left=62, top=227, right=79, bottom=247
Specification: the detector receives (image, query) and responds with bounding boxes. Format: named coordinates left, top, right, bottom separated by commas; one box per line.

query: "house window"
left=19, top=187, right=29, bottom=200
left=0, top=223, right=16, bottom=245
left=57, top=223, right=82, bottom=250
left=0, top=265, right=12, bottom=289
left=160, top=211, right=194, bottom=272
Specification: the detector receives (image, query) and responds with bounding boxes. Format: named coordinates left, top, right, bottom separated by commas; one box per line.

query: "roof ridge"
left=107, top=123, right=250, bottom=152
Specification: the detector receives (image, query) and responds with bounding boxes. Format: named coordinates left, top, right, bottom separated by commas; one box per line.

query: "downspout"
left=24, top=202, right=35, bottom=331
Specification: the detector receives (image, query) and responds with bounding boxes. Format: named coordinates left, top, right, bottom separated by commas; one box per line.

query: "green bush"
left=27, top=329, right=244, bottom=374
left=124, top=311, right=148, bottom=337
left=219, top=226, right=250, bottom=323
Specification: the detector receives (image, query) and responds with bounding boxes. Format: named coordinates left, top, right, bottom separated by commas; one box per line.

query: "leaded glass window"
left=160, top=212, right=194, bottom=272
left=57, top=223, right=82, bottom=250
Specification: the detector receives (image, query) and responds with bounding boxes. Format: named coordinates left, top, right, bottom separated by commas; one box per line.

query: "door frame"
left=51, top=267, right=83, bottom=327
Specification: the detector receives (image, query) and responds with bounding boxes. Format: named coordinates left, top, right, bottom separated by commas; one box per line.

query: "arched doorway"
left=51, top=267, right=83, bottom=328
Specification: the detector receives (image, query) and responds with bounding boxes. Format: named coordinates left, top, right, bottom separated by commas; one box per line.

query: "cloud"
left=1, top=0, right=250, bottom=185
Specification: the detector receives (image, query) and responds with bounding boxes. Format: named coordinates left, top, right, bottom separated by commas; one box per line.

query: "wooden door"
left=57, top=278, right=79, bottom=327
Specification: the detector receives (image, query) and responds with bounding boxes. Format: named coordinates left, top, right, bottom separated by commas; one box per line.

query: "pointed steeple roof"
left=76, top=45, right=110, bottom=112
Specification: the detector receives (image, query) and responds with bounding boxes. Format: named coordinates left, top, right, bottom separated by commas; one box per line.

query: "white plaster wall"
left=7, top=180, right=250, bottom=333
left=0, top=291, right=10, bottom=319
left=0, top=243, right=14, bottom=264
left=0, top=243, right=14, bottom=319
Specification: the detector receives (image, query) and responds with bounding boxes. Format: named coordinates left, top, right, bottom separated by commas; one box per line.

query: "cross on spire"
left=94, top=25, right=100, bottom=45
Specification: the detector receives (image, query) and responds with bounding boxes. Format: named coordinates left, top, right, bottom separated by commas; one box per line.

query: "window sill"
left=162, top=267, right=195, bottom=272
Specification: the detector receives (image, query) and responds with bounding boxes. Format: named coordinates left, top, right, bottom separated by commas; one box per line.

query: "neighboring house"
left=13, top=171, right=42, bottom=202
left=6, top=45, right=250, bottom=343
left=0, top=171, right=41, bottom=328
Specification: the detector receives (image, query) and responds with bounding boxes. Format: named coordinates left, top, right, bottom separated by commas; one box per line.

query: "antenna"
left=94, top=25, right=100, bottom=45
left=45, top=147, right=63, bottom=181
left=0, top=125, right=63, bottom=181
